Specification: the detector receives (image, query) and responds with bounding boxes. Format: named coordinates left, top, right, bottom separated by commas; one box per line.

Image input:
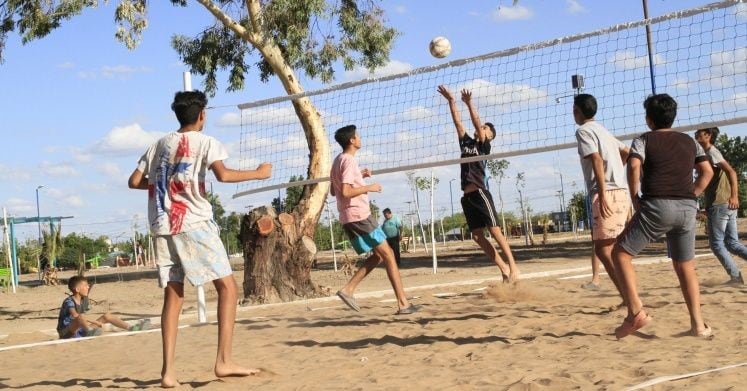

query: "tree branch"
left=195, top=0, right=256, bottom=44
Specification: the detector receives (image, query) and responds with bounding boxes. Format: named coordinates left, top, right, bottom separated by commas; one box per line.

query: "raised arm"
left=437, top=85, right=466, bottom=139
left=461, top=89, right=486, bottom=142
left=211, top=161, right=272, bottom=183
left=340, top=182, right=382, bottom=199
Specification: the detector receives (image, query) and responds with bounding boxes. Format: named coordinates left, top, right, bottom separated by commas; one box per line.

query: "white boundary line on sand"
left=625, top=362, right=747, bottom=390
left=0, top=252, right=711, bottom=353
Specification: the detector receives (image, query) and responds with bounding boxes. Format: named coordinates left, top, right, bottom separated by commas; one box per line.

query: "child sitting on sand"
left=56, top=275, right=149, bottom=339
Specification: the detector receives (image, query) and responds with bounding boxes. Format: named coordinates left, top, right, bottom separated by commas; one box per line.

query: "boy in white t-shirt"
left=331, top=125, right=420, bottom=315
left=128, top=90, right=271, bottom=387
left=573, top=93, right=630, bottom=303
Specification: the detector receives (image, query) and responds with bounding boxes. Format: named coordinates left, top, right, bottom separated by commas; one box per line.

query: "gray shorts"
left=154, top=220, right=233, bottom=287
left=617, top=198, right=698, bottom=262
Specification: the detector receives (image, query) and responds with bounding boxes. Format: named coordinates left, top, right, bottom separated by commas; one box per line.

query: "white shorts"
left=154, top=220, right=233, bottom=287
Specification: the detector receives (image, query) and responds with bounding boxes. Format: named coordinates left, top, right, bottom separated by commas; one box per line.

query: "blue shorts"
left=342, top=215, right=387, bottom=255
left=154, top=220, right=233, bottom=287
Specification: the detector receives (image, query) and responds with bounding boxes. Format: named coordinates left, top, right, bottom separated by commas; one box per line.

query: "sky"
left=1, top=0, right=745, bottom=243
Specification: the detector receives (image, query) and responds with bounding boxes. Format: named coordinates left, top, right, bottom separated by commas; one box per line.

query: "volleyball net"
left=233, top=0, right=746, bottom=198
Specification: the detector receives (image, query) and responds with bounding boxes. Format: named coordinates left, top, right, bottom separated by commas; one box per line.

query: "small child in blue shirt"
left=56, top=275, right=148, bottom=338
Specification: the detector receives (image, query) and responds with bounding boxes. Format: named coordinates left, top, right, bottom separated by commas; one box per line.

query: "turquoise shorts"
left=342, top=215, right=387, bottom=255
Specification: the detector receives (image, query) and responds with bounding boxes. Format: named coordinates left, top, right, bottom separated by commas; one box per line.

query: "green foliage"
left=486, top=159, right=510, bottom=181
left=171, top=0, right=397, bottom=94
left=0, top=0, right=98, bottom=63
left=207, top=193, right=241, bottom=254
left=285, top=175, right=305, bottom=211
left=58, top=233, right=109, bottom=269
left=2, top=1, right=398, bottom=95
left=567, top=191, right=588, bottom=226
left=716, top=133, right=747, bottom=216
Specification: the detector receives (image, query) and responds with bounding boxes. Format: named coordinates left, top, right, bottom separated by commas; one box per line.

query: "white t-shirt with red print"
left=137, top=131, right=228, bottom=235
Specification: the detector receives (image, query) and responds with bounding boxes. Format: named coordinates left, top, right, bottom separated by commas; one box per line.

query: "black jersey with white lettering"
left=459, top=134, right=490, bottom=191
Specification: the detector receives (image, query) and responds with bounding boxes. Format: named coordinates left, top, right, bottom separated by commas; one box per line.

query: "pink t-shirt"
left=330, top=153, right=370, bottom=224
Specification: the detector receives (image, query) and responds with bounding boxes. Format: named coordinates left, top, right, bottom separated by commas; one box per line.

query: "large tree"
left=3, top=0, right=398, bottom=302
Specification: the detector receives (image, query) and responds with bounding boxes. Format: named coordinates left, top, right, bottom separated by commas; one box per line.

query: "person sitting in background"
left=56, top=275, right=149, bottom=339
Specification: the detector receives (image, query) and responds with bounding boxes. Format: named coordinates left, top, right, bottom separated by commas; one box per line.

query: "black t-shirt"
left=459, top=134, right=490, bottom=191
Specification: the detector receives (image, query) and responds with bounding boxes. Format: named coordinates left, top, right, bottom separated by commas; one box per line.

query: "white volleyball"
left=429, top=36, right=451, bottom=59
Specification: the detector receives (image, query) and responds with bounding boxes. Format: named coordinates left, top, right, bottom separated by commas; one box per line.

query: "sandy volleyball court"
left=1, top=238, right=745, bottom=390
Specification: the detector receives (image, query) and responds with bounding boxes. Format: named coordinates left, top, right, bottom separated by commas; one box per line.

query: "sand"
left=0, top=236, right=745, bottom=390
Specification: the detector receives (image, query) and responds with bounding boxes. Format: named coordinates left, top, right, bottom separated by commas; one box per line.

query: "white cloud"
left=672, top=77, right=691, bottom=91
left=492, top=4, right=533, bottom=22
left=41, top=161, right=79, bottom=177
left=225, top=106, right=300, bottom=127
left=393, top=5, right=407, bottom=14
left=61, top=195, right=84, bottom=208
left=92, top=124, right=166, bottom=155
left=5, top=197, right=34, bottom=214
left=734, top=92, right=747, bottom=106
left=77, top=70, right=97, bottom=79
left=101, top=65, right=152, bottom=79
left=57, top=62, right=75, bottom=69
left=609, top=50, right=665, bottom=70
left=75, top=64, right=152, bottom=80
left=709, top=48, right=746, bottom=87
left=737, top=3, right=746, bottom=20
left=460, top=79, right=549, bottom=108
left=0, top=164, right=32, bottom=181
left=565, top=0, right=586, bottom=14
left=391, top=106, right=435, bottom=122
left=97, top=162, right=122, bottom=177
left=344, top=60, right=413, bottom=81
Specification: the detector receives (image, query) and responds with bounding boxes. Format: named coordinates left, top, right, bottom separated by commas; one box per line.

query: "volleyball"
left=429, top=36, right=451, bottom=58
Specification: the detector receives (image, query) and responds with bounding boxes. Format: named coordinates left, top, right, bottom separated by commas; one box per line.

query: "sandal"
left=615, top=310, right=652, bottom=339
left=395, top=304, right=422, bottom=315
left=694, top=324, right=713, bottom=339
left=336, top=290, right=360, bottom=312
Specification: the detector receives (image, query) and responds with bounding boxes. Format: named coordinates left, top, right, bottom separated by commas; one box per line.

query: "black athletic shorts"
left=461, top=188, right=499, bottom=231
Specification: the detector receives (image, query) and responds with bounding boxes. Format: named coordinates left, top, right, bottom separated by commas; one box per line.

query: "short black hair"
left=68, top=275, right=87, bottom=292
left=383, top=208, right=392, bottom=214
left=171, top=90, right=208, bottom=127
left=643, top=94, right=677, bottom=130
left=334, top=125, right=357, bottom=148
left=484, top=122, right=496, bottom=140
left=696, top=127, right=720, bottom=143
left=573, top=94, right=598, bottom=119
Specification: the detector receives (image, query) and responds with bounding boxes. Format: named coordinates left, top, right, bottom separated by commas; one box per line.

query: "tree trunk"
left=238, top=38, right=330, bottom=303
left=240, top=206, right=320, bottom=304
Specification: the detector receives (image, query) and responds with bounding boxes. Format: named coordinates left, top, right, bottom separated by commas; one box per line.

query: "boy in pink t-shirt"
left=331, top=125, right=420, bottom=315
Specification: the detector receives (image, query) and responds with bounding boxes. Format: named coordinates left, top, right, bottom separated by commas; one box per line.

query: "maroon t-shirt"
left=628, top=131, right=707, bottom=200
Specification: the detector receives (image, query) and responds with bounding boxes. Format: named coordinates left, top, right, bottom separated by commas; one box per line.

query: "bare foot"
left=508, top=271, right=520, bottom=283
left=161, top=373, right=180, bottom=388
left=215, top=362, right=260, bottom=378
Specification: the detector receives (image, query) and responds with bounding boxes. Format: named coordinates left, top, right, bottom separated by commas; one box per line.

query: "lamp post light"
left=35, top=185, right=44, bottom=280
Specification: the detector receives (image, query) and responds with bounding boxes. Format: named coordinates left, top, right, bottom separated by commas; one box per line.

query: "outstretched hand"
left=256, top=162, right=272, bottom=179
left=437, top=85, right=454, bottom=101
left=460, top=89, right=472, bottom=104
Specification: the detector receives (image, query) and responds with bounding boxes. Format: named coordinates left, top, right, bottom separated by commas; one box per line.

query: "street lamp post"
left=35, top=185, right=44, bottom=280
